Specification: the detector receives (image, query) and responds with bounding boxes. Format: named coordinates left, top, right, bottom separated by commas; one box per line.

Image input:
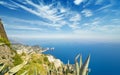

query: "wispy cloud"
left=95, top=0, right=104, bottom=5
left=0, top=0, right=82, bottom=31
left=0, top=0, right=119, bottom=41
left=7, top=0, right=72, bottom=30
left=69, top=13, right=81, bottom=29
left=74, top=0, right=83, bottom=5
left=71, top=16, right=120, bottom=41
left=11, top=0, right=63, bottom=22
left=73, top=24, right=120, bottom=41
left=7, top=25, right=43, bottom=31
left=83, top=0, right=94, bottom=8
left=96, top=4, right=112, bottom=11
left=0, top=1, right=18, bottom=10
left=76, top=17, right=120, bottom=34
left=81, top=9, right=93, bottom=17
left=69, top=14, right=81, bottom=22
left=1, top=16, right=48, bottom=31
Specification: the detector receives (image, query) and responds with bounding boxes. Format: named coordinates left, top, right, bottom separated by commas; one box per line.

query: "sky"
left=0, top=0, right=120, bottom=42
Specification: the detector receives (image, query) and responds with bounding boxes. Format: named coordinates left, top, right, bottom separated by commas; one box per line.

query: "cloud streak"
left=97, top=4, right=112, bottom=11
left=0, top=0, right=119, bottom=41
left=0, top=1, right=18, bottom=9
left=81, top=9, right=93, bottom=17
left=74, top=0, right=83, bottom=5
left=7, top=0, right=77, bottom=30
left=1, top=0, right=83, bottom=31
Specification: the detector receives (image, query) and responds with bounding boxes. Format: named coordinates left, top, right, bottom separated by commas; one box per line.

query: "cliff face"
left=0, top=19, right=9, bottom=41
left=0, top=19, right=13, bottom=66
left=0, top=44, right=13, bottom=65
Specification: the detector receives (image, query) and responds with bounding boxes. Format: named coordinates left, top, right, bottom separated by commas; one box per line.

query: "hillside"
left=0, top=19, right=65, bottom=75
left=0, top=19, right=9, bottom=42
left=0, top=19, right=90, bottom=75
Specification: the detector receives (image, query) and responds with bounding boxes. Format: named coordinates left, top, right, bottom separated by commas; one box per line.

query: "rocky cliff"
left=0, top=19, right=9, bottom=41
left=0, top=19, right=16, bottom=74
left=0, top=19, right=13, bottom=66
left=0, top=44, right=13, bottom=65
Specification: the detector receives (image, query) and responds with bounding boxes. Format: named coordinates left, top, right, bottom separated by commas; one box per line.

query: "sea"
left=21, top=39, right=120, bottom=75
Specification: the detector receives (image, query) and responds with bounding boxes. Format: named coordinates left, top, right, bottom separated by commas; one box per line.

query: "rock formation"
left=0, top=19, right=13, bottom=65
left=0, top=19, right=9, bottom=41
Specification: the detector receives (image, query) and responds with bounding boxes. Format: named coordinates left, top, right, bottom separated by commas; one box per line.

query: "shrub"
left=0, top=38, right=10, bottom=46
left=12, top=53, right=23, bottom=66
left=44, top=56, right=48, bottom=62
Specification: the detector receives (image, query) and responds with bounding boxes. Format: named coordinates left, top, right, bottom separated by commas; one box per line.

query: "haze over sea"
left=19, top=38, right=120, bottom=75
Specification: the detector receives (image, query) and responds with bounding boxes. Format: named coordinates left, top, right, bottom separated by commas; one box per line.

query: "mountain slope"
left=0, top=19, right=9, bottom=41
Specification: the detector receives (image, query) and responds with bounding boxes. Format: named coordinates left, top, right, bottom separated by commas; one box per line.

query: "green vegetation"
left=12, top=53, right=23, bottom=66
left=0, top=37, right=10, bottom=46
left=0, top=44, right=56, bottom=75
left=44, top=56, right=48, bottom=62
left=21, top=52, right=26, bottom=56
left=16, top=53, right=51, bottom=75
left=0, top=63, right=9, bottom=75
left=16, top=63, right=47, bottom=75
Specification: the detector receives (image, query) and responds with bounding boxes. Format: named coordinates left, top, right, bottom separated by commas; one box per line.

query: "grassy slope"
left=16, top=53, right=55, bottom=75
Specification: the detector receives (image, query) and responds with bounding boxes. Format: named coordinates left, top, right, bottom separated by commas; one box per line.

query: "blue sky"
left=0, top=0, right=120, bottom=42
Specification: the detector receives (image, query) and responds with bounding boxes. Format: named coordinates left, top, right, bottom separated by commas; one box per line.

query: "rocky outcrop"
left=47, top=55, right=63, bottom=69
left=0, top=44, right=14, bottom=66
left=0, top=19, right=9, bottom=41
left=0, top=19, right=13, bottom=66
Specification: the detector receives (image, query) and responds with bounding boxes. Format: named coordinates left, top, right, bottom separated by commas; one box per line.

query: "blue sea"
left=22, top=39, right=120, bottom=75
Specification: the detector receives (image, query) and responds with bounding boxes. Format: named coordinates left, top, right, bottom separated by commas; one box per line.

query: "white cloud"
left=0, top=0, right=120, bottom=41
left=1, top=16, right=48, bottom=31
left=8, top=34, right=74, bottom=39
left=95, top=0, right=104, bottom=5
left=80, top=19, right=120, bottom=33
left=71, top=16, right=120, bottom=41
left=83, top=0, right=93, bottom=8
left=0, top=1, right=5, bottom=5
left=73, top=25, right=120, bottom=42
left=60, top=8, right=66, bottom=13
left=96, top=4, right=112, bottom=11
left=1, top=15, right=67, bottom=32
left=7, top=0, right=83, bottom=31
left=74, top=0, right=83, bottom=5
left=68, top=14, right=81, bottom=30
left=111, top=19, right=120, bottom=24
left=69, top=24, right=80, bottom=30
left=0, top=0, right=82, bottom=31
left=81, top=9, right=93, bottom=17
left=7, top=25, right=43, bottom=31
left=0, top=0, right=69, bottom=30
left=69, top=14, right=81, bottom=22
left=0, top=1, right=18, bottom=10
left=11, top=0, right=72, bottom=30
left=3, top=16, right=120, bottom=42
